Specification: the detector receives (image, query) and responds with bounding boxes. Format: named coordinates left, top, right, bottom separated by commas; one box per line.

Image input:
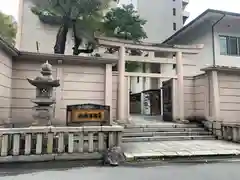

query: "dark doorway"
left=130, top=93, right=141, bottom=114
left=162, top=79, right=173, bottom=121
left=142, top=89, right=161, bottom=116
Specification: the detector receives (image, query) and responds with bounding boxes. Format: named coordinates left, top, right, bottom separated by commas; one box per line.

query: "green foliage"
left=31, top=0, right=111, bottom=54
left=31, top=0, right=110, bottom=39
left=0, top=11, right=17, bottom=45
left=103, top=4, right=147, bottom=41
left=31, top=1, right=148, bottom=71
left=103, top=4, right=147, bottom=72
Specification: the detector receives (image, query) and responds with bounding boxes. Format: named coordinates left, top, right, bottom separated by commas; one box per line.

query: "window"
left=220, top=36, right=227, bottom=55
left=173, top=23, right=176, bottom=30
left=173, top=8, right=176, bottom=16
left=229, top=37, right=238, bottom=55
left=220, top=35, right=240, bottom=56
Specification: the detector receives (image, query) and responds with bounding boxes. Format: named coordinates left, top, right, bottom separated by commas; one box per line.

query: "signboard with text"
left=66, top=104, right=110, bottom=126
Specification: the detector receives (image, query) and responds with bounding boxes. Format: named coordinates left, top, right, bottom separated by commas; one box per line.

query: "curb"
left=124, top=154, right=240, bottom=165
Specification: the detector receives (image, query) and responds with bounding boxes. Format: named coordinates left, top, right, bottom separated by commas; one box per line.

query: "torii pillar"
left=117, top=45, right=126, bottom=122
left=176, top=51, right=185, bottom=121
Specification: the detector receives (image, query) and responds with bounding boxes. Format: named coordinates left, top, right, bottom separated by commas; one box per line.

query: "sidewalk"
left=122, top=140, right=240, bottom=161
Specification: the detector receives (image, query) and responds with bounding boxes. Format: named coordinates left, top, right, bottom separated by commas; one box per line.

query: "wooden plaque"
left=66, top=103, right=110, bottom=126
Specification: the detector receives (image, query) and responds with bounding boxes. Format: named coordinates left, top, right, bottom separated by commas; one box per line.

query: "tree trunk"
left=72, top=20, right=82, bottom=55
left=54, top=17, right=69, bottom=54
left=72, top=20, right=96, bottom=55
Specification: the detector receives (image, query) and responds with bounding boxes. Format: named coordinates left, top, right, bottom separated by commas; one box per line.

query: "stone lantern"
left=27, top=61, right=60, bottom=126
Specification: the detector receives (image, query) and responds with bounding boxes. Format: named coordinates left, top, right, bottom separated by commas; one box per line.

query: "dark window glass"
left=173, top=23, right=176, bottom=30
left=173, top=8, right=176, bottom=16
left=228, top=37, right=238, bottom=55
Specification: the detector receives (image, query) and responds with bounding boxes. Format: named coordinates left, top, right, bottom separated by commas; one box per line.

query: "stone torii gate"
left=97, top=37, right=203, bottom=123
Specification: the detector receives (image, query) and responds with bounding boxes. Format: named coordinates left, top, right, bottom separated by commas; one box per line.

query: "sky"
left=0, top=0, right=240, bottom=23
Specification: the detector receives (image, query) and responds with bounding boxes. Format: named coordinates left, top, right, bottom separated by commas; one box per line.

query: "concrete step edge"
left=123, top=131, right=212, bottom=137
left=122, top=135, right=215, bottom=142
left=124, top=153, right=240, bottom=163
left=124, top=128, right=206, bottom=133
left=125, top=124, right=201, bottom=129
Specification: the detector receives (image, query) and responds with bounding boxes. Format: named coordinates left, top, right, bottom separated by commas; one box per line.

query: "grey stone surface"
left=0, top=153, right=102, bottom=163
left=122, top=140, right=240, bottom=160
left=3, top=162, right=240, bottom=179
left=27, top=61, right=60, bottom=126
left=102, top=146, right=125, bottom=166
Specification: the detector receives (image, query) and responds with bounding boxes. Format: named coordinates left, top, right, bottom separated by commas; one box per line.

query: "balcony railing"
left=0, top=126, right=123, bottom=163
left=203, top=120, right=240, bottom=143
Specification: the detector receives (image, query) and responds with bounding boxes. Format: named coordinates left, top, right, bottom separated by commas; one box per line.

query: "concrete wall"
left=183, top=77, right=194, bottom=117
left=218, top=72, right=240, bottom=122
left=193, top=74, right=209, bottom=117
left=214, top=20, right=240, bottom=67
left=184, top=70, right=240, bottom=122
left=17, top=0, right=74, bottom=54
left=16, top=0, right=118, bottom=54
left=10, top=59, right=123, bottom=125
left=11, top=60, right=57, bottom=123
left=183, top=74, right=209, bottom=119
left=137, top=0, right=187, bottom=43
left=168, top=21, right=214, bottom=76
left=0, top=49, right=12, bottom=123
left=59, top=64, right=106, bottom=124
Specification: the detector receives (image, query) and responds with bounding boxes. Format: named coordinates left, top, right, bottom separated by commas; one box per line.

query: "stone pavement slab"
left=122, top=140, right=240, bottom=160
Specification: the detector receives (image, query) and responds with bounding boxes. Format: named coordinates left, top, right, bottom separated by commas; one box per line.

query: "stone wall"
left=193, top=73, right=208, bottom=117
left=58, top=64, right=106, bottom=124
left=9, top=59, right=125, bottom=125
left=11, top=60, right=57, bottom=123
left=183, top=77, right=194, bottom=117
left=0, top=49, right=12, bottom=123
left=218, top=72, right=240, bottom=122
left=183, top=74, right=209, bottom=119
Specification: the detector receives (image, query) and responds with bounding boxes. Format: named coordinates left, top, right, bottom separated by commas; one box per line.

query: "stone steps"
left=123, top=131, right=212, bottom=137
left=124, top=123, right=200, bottom=129
left=124, top=127, right=206, bottom=133
left=122, top=135, right=215, bottom=142
left=123, top=122, right=214, bottom=142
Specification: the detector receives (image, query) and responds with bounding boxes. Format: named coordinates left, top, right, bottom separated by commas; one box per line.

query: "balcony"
left=182, top=10, right=190, bottom=24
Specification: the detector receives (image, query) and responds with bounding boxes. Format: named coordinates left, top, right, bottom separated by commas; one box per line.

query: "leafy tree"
left=0, top=11, right=17, bottom=45
left=31, top=0, right=111, bottom=54
left=103, top=4, right=147, bottom=71
left=31, top=1, right=148, bottom=72
left=103, top=4, right=147, bottom=42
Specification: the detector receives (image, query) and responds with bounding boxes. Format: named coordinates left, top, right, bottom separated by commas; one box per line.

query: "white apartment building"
left=136, top=0, right=190, bottom=43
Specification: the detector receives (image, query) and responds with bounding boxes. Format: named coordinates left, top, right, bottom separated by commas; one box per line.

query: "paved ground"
left=129, top=115, right=164, bottom=124
left=2, top=162, right=240, bottom=179
left=125, top=115, right=240, bottom=159
left=122, top=140, right=240, bottom=159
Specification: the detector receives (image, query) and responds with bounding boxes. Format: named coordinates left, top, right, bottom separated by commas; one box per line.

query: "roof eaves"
left=0, top=37, right=19, bottom=56
left=201, top=65, right=240, bottom=72
left=18, top=51, right=118, bottom=64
